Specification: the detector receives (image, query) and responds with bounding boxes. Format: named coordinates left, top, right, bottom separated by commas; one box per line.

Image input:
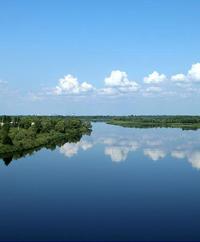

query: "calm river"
left=1, top=123, right=200, bottom=241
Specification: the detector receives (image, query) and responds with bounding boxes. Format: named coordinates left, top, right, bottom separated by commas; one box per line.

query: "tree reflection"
left=3, top=156, right=13, bottom=166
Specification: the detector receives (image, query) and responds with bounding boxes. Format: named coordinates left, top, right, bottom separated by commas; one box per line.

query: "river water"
left=1, top=122, right=200, bottom=241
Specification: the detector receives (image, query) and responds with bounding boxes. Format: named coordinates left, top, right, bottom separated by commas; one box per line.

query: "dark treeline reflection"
left=0, top=130, right=91, bottom=166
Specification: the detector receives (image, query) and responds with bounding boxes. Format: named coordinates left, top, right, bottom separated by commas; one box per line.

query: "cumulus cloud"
left=188, top=63, right=200, bottom=82
left=29, top=62, right=200, bottom=100
left=171, top=73, right=187, bottom=83
left=104, top=70, right=140, bottom=94
left=54, top=74, right=94, bottom=95
left=144, top=71, right=166, bottom=84
left=171, top=63, right=200, bottom=85
left=144, top=148, right=166, bottom=161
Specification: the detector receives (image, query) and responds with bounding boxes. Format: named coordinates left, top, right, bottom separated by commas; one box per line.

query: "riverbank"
left=107, top=116, right=200, bottom=130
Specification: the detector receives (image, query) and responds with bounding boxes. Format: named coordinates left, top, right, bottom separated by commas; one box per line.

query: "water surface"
left=1, top=123, right=200, bottom=241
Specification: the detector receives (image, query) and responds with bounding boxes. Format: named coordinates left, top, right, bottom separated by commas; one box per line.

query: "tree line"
left=107, top=115, right=200, bottom=130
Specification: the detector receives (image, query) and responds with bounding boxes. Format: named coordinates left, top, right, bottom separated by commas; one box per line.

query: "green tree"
left=55, top=120, right=65, bottom=133
left=2, top=135, right=13, bottom=145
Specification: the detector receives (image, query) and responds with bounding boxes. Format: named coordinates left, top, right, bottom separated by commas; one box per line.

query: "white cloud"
left=104, top=70, right=139, bottom=94
left=171, top=63, right=200, bottom=85
left=27, top=62, right=200, bottom=100
left=105, top=70, right=131, bottom=87
left=144, top=148, right=166, bottom=161
left=54, top=74, right=94, bottom=95
left=144, top=71, right=166, bottom=84
left=171, top=74, right=187, bottom=82
left=188, top=63, right=200, bottom=82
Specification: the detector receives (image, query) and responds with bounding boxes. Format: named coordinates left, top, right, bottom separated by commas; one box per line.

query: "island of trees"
left=0, top=115, right=92, bottom=162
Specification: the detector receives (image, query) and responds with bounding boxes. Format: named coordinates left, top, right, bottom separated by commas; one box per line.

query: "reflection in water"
left=1, top=123, right=200, bottom=241
left=0, top=147, right=40, bottom=166
left=104, top=141, right=139, bottom=162
left=0, top=133, right=90, bottom=166
left=3, top=156, right=13, bottom=166
left=188, top=152, right=200, bottom=170
left=171, top=150, right=186, bottom=159
left=105, top=146, right=129, bottom=162
left=144, top=148, right=166, bottom=161
left=171, top=150, right=200, bottom=170
left=60, top=141, right=93, bottom=158
left=58, top=126, right=200, bottom=171
left=102, top=137, right=139, bottom=162
left=2, top=123, right=200, bottom=171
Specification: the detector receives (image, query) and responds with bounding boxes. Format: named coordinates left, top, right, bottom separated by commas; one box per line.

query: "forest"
left=0, top=115, right=92, bottom=157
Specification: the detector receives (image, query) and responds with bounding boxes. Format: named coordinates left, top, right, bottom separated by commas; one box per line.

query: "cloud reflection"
left=171, top=150, right=187, bottom=159
left=104, top=140, right=139, bottom=162
left=105, top=146, right=128, bottom=162
left=188, top=152, right=200, bottom=170
left=171, top=150, right=200, bottom=170
left=60, top=140, right=93, bottom=158
left=59, top=126, right=200, bottom=171
left=144, top=148, right=166, bottom=161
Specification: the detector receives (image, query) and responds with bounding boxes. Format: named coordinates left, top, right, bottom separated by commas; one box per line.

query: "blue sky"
left=0, top=0, right=200, bottom=115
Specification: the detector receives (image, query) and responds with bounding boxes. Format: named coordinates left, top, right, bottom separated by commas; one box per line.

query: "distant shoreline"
left=106, top=116, right=200, bottom=130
